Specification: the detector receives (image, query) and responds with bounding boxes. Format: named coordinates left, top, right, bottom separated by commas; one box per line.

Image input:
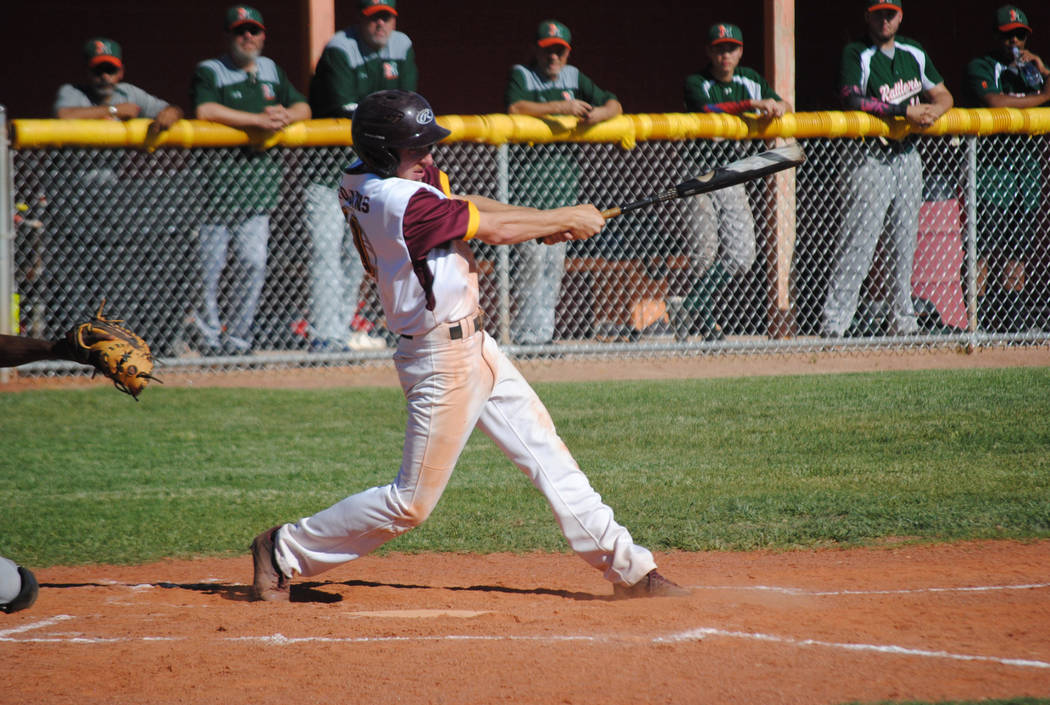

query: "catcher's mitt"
left=64, top=300, right=161, bottom=400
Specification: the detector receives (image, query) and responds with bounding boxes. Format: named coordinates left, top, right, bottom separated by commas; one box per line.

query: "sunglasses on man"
left=1000, top=29, right=1030, bottom=41
left=91, top=63, right=120, bottom=77
left=232, top=25, right=264, bottom=37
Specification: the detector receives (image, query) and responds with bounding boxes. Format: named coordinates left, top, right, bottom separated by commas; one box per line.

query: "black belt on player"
left=400, top=313, right=484, bottom=340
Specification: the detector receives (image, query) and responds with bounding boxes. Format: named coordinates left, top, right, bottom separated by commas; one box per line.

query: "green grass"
left=1, top=367, right=1048, bottom=566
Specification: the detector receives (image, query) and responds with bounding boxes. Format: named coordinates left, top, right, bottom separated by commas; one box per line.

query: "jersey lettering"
left=347, top=213, right=377, bottom=279
left=879, top=77, right=922, bottom=105
left=339, top=186, right=371, bottom=214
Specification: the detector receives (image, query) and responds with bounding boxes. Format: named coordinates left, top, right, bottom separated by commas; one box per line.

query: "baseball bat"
left=600, top=142, right=806, bottom=220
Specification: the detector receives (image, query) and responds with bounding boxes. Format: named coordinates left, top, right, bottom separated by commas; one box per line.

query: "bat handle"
left=601, top=207, right=622, bottom=220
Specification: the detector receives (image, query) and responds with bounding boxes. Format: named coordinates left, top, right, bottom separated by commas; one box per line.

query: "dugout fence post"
left=964, top=136, right=979, bottom=338
left=0, top=106, right=13, bottom=383
left=496, top=143, right=512, bottom=345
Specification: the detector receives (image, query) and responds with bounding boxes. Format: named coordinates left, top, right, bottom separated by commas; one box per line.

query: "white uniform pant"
left=307, top=183, right=366, bottom=342
left=275, top=321, right=655, bottom=586
left=195, top=214, right=269, bottom=348
left=823, top=149, right=921, bottom=336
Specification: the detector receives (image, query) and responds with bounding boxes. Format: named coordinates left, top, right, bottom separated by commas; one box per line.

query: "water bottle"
left=1012, top=46, right=1044, bottom=91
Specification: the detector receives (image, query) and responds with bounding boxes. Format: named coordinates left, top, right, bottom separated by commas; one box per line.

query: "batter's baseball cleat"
left=613, top=570, right=690, bottom=599
left=250, top=526, right=290, bottom=602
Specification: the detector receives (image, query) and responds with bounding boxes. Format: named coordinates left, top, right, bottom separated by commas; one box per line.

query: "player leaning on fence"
left=305, top=0, right=418, bottom=353
left=964, top=5, right=1050, bottom=333
left=680, top=23, right=792, bottom=341
left=188, top=6, right=310, bottom=356
left=503, top=20, right=622, bottom=347
left=822, top=0, right=953, bottom=339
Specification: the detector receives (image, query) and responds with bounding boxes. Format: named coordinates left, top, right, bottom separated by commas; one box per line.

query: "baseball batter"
left=682, top=23, right=792, bottom=340
left=823, top=0, right=953, bottom=338
left=250, top=90, right=687, bottom=601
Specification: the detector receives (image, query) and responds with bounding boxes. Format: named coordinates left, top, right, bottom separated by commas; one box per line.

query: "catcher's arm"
left=0, top=334, right=71, bottom=368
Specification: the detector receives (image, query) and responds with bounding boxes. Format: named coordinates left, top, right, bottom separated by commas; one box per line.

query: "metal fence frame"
left=3, top=110, right=1049, bottom=378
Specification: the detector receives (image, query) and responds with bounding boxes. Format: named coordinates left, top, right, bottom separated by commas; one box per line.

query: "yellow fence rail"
left=11, top=108, right=1050, bottom=150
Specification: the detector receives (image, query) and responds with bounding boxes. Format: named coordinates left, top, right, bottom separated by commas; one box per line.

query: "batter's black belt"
left=400, top=312, right=485, bottom=340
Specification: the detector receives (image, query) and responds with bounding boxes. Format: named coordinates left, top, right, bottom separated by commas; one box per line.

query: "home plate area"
left=4, top=542, right=1049, bottom=705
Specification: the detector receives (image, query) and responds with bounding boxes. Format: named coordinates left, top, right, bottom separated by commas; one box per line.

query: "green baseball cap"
left=866, top=0, right=902, bottom=11
left=225, top=5, right=265, bottom=32
left=708, top=23, right=743, bottom=46
left=997, top=5, right=1031, bottom=33
left=83, top=38, right=122, bottom=68
left=536, top=20, right=571, bottom=49
left=360, top=0, right=398, bottom=16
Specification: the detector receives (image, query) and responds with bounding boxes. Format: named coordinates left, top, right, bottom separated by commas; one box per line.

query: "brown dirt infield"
left=4, top=542, right=1049, bottom=704
left=4, top=347, right=1048, bottom=703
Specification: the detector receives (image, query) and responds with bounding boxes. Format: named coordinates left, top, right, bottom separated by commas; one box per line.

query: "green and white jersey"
left=504, top=64, right=616, bottom=109
left=683, top=67, right=781, bottom=111
left=192, top=56, right=305, bottom=113
left=309, top=28, right=418, bottom=187
left=309, top=28, right=418, bottom=119
left=840, top=35, right=943, bottom=106
left=965, top=54, right=1040, bottom=105
left=191, top=55, right=306, bottom=215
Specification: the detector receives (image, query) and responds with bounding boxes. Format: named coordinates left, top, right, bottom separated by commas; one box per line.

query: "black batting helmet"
left=351, top=90, right=451, bottom=177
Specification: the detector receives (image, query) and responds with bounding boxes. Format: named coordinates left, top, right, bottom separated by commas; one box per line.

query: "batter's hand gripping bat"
left=600, top=142, right=806, bottom=220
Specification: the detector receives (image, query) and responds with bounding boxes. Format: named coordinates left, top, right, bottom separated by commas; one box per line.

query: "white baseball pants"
left=274, top=318, right=656, bottom=586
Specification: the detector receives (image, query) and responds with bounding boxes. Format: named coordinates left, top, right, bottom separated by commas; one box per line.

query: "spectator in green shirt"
left=188, top=5, right=310, bottom=355
left=504, top=20, right=621, bottom=348
left=679, top=23, right=791, bottom=341
left=964, top=5, right=1050, bottom=332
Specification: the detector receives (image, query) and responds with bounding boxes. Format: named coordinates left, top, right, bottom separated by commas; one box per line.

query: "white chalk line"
left=13, top=622, right=1042, bottom=671
left=690, top=582, right=1050, bottom=597
left=0, top=614, right=74, bottom=638
left=656, top=627, right=1050, bottom=670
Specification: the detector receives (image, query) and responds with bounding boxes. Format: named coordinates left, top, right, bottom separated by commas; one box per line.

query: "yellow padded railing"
left=11, top=108, right=1050, bottom=149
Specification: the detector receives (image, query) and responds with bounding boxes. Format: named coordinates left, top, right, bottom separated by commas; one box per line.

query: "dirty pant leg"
left=224, top=214, right=269, bottom=344
left=475, top=334, right=655, bottom=586
left=511, top=239, right=566, bottom=344
left=823, top=154, right=895, bottom=335
left=276, top=331, right=495, bottom=578
left=884, top=151, right=922, bottom=333
left=307, top=183, right=365, bottom=341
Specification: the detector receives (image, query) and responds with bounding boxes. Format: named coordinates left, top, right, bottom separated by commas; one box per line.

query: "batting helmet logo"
left=416, top=108, right=434, bottom=125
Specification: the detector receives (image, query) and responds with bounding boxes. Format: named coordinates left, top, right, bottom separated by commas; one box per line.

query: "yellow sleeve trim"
left=438, top=169, right=452, bottom=197
left=463, top=201, right=480, bottom=241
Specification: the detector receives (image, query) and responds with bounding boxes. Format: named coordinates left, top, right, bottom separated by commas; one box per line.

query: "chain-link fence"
left=6, top=124, right=1050, bottom=376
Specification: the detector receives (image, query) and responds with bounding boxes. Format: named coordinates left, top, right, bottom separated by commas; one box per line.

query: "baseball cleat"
left=613, top=570, right=690, bottom=599
left=250, top=526, right=290, bottom=602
